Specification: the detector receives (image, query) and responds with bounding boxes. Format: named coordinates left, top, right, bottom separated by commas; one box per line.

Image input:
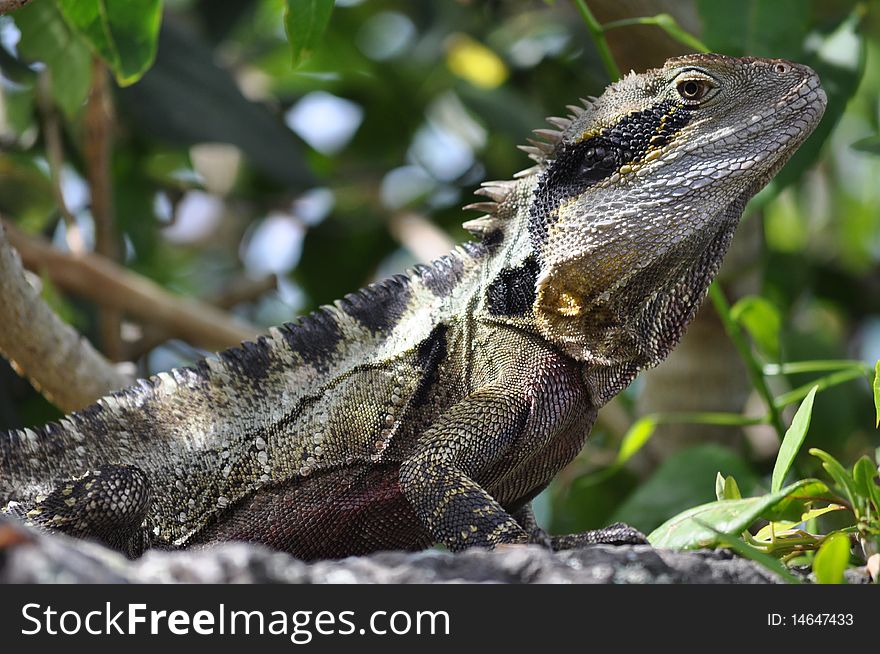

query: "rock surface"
left=0, top=515, right=809, bottom=584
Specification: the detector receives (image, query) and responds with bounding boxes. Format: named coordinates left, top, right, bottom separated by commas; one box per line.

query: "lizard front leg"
left=399, top=387, right=531, bottom=551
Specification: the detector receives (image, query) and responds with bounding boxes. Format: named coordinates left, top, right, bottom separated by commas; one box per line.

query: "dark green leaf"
left=284, top=0, right=334, bottom=67
left=551, top=466, right=641, bottom=537
left=813, top=532, right=850, bottom=584
left=760, top=479, right=835, bottom=523
left=775, top=13, right=865, bottom=189
left=57, top=0, right=163, bottom=87
left=13, top=0, right=92, bottom=117
left=697, top=0, right=809, bottom=60
left=648, top=479, right=827, bottom=549
left=771, top=385, right=817, bottom=492
left=118, top=20, right=314, bottom=188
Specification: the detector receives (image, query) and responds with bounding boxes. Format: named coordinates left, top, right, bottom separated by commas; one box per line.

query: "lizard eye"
left=677, top=79, right=711, bottom=102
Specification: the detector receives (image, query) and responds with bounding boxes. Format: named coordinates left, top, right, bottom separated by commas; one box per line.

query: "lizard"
left=0, top=54, right=826, bottom=560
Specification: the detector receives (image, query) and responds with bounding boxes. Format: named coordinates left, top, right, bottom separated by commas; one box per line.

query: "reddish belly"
left=189, top=463, right=431, bottom=559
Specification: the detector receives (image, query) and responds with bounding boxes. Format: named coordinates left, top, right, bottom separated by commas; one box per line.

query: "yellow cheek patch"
left=556, top=292, right=582, bottom=316
left=576, top=128, right=600, bottom=143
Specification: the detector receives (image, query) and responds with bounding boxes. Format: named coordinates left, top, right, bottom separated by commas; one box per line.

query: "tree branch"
left=3, top=219, right=262, bottom=352
left=0, top=220, right=132, bottom=412
left=124, top=274, right=278, bottom=360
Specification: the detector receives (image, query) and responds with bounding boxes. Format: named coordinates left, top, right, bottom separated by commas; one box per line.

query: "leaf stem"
left=601, top=14, right=710, bottom=53
left=763, top=360, right=872, bottom=376
left=651, top=411, right=766, bottom=427
left=708, top=283, right=786, bottom=439
left=773, top=368, right=868, bottom=408
left=573, top=0, right=621, bottom=81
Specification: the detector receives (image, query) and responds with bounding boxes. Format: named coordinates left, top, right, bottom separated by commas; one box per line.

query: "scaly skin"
left=0, top=55, right=826, bottom=559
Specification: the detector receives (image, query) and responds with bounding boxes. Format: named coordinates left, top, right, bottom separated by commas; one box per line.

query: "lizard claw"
left=527, top=527, right=554, bottom=550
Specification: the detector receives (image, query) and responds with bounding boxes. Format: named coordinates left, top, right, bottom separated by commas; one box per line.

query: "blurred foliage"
left=0, top=0, right=879, bottom=578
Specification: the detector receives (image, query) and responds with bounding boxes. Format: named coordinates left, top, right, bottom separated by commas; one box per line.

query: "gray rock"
left=0, top=516, right=862, bottom=583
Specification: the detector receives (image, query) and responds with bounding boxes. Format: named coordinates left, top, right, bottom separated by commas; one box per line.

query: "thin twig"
left=35, top=73, right=78, bottom=231
left=389, top=211, right=455, bottom=262
left=125, top=274, right=278, bottom=360
left=84, top=57, right=123, bottom=360
left=708, top=283, right=786, bottom=439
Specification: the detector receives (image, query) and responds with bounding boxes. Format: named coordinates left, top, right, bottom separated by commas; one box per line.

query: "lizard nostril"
left=774, top=63, right=790, bottom=74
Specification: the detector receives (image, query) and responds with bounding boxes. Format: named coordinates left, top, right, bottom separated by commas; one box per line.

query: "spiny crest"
left=460, top=98, right=598, bottom=239
left=461, top=179, right=517, bottom=237
left=606, top=69, right=644, bottom=94
left=516, top=97, right=598, bottom=165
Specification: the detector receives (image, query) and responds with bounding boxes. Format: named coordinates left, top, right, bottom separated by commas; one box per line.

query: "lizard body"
left=0, top=54, right=826, bottom=558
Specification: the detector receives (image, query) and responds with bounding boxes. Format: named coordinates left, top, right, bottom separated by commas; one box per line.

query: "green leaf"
left=615, top=417, right=657, bottom=465
left=761, top=480, right=835, bottom=523
left=873, top=360, right=880, bottom=428
left=284, top=0, right=334, bottom=67
left=813, top=533, right=850, bottom=584
left=771, top=385, right=817, bottom=493
left=648, top=478, right=826, bottom=549
left=723, top=475, right=742, bottom=500
left=701, top=525, right=802, bottom=584
left=809, top=448, right=859, bottom=509
left=716, top=473, right=742, bottom=501
left=56, top=0, right=163, bottom=86
left=730, top=296, right=781, bottom=360
left=852, top=456, right=880, bottom=516
left=13, top=0, right=92, bottom=117
left=614, top=444, right=758, bottom=534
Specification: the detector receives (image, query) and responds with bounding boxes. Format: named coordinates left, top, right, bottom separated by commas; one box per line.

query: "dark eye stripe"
left=528, top=100, right=691, bottom=252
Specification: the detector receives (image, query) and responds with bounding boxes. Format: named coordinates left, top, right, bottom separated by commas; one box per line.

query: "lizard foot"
left=548, top=522, right=648, bottom=550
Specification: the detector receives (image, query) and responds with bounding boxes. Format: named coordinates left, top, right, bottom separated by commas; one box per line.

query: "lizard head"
left=526, top=54, right=826, bottom=391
